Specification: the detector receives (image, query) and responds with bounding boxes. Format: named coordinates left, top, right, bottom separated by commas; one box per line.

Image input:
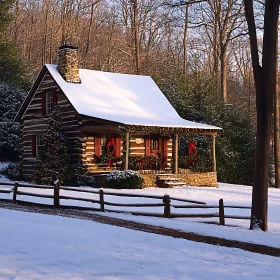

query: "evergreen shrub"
left=0, top=161, right=23, bottom=180
left=32, top=106, right=95, bottom=187
left=68, top=162, right=96, bottom=187
left=106, top=170, right=144, bottom=189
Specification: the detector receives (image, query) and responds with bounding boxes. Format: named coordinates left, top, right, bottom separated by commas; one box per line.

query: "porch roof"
left=46, top=64, right=221, bottom=131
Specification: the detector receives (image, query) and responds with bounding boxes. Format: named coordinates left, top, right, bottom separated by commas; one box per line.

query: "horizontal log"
left=102, top=191, right=163, bottom=200
left=172, top=204, right=218, bottom=209
left=0, top=181, right=16, bottom=186
left=170, top=213, right=219, bottom=218
left=18, top=183, right=54, bottom=189
left=103, top=201, right=164, bottom=207
left=224, top=205, right=251, bottom=209
left=59, top=195, right=100, bottom=204
left=169, top=196, right=206, bottom=205
left=60, top=186, right=99, bottom=194
left=224, top=215, right=251, bottom=220
left=17, top=191, right=53, bottom=199
left=0, top=189, right=13, bottom=193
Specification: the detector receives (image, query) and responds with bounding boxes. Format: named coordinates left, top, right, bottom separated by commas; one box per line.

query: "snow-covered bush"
left=0, top=83, right=25, bottom=160
left=0, top=161, right=23, bottom=180
left=106, top=170, right=144, bottom=189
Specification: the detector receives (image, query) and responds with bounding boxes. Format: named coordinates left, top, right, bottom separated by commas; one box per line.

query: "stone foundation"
left=92, top=172, right=218, bottom=188
left=142, top=174, right=157, bottom=187
left=175, top=172, right=218, bottom=187
left=142, top=172, right=218, bottom=188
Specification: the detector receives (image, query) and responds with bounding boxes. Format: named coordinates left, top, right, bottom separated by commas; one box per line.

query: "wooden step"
left=160, top=178, right=183, bottom=181
left=165, top=182, right=186, bottom=185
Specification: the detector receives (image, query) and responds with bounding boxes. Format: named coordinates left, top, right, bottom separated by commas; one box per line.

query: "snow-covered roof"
left=46, top=64, right=220, bottom=130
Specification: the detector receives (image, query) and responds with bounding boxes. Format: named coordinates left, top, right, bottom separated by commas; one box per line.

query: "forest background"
left=0, top=0, right=267, bottom=186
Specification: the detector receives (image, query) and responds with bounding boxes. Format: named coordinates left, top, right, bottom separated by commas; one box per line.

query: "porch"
left=85, top=124, right=219, bottom=188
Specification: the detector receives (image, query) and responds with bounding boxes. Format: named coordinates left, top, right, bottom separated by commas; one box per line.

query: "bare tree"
left=244, top=0, right=279, bottom=231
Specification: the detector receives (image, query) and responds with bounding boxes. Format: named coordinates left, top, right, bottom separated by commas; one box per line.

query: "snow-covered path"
left=0, top=208, right=279, bottom=280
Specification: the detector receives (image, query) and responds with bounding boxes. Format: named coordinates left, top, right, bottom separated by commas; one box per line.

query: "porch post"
left=124, top=131, right=129, bottom=170
left=174, top=133, right=179, bottom=174
left=211, top=135, right=217, bottom=172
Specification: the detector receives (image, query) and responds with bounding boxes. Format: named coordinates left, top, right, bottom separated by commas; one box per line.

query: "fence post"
left=54, top=180, right=60, bottom=208
left=13, top=182, right=18, bottom=203
left=219, top=198, right=225, bottom=226
left=99, top=189, right=105, bottom=212
left=163, top=194, right=171, bottom=218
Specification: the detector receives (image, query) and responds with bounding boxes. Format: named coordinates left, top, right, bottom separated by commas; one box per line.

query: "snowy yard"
left=1, top=165, right=280, bottom=279
left=1, top=208, right=280, bottom=280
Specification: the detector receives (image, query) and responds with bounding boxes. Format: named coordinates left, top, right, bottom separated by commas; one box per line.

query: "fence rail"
left=0, top=180, right=251, bottom=226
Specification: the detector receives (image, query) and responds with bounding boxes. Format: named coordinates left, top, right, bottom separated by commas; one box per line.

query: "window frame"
left=151, top=136, right=160, bottom=151
left=36, top=135, right=45, bottom=157
left=46, top=91, right=53, bottom=115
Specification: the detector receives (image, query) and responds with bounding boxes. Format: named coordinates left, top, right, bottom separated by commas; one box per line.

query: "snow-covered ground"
left=1, top=169, right=280, bottom=248
left=1, top=164, right=280, bottom=279
left=0, top=208, right=280, bottom=280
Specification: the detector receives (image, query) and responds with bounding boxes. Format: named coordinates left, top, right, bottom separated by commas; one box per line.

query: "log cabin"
left=15, top=44, right=221, bottom=187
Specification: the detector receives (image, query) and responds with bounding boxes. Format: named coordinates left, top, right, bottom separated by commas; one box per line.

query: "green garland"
left=120, top=124, right=219, bottom=136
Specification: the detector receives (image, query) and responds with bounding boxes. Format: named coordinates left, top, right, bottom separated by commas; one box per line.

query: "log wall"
left=20, top=71, right=81, bottom=179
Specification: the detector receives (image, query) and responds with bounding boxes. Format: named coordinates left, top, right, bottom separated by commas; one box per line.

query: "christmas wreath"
left=106, top=138, right=116, bottom=155
left=188, top=142, right=197, bottom=156
left=187, top=142, right=197, bottom=166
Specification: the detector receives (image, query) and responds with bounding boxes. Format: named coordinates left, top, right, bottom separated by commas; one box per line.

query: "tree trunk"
left=220, top=46, right=227, bottom=102
left=274, top=39, right=280, bottom=189
left=133, top=0, right=141, bottom=74
left=183, top=4, right=189, bottom=74
left=244, top=0, right=279, bottom=231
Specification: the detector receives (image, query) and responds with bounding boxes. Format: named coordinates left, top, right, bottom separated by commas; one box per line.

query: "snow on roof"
left=46, top=64, right=221, bottom=130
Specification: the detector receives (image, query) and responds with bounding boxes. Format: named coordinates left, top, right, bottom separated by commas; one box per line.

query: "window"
left=100, top=134, right=115, bottom=155
left=46, top=92, right=53, bottom=115
left=151, top=137, right=159, bottom=151
left=36, top=135, right=45, bottom=156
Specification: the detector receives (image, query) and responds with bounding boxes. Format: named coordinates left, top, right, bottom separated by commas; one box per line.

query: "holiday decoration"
left=119, top=124, right=218, bottom=173
left=187, top=142, right=198, bottom=166
left=188, top=142, right=197, bottom=156
left=106, top=137, right=116, bottom=155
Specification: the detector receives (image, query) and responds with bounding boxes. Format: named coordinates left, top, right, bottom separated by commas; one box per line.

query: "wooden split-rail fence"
left=0, top=180, right=251, bottom=226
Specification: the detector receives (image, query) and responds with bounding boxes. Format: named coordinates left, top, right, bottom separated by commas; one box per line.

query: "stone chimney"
left=57, top=44, right=81, bottom=83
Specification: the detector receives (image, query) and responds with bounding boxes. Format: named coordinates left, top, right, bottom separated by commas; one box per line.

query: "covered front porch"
left=88, top=124, right=219, bottom=188
left=121, top=124, right=218, bottom=187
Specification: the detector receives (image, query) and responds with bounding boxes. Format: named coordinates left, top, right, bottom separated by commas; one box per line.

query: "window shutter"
left=41, top=92, right=46, bottom=116
left=94, top=136, right=101, bottom=156
left=115, top=135, right=121, bottom=157
left=52, top=91, right=57, bottom=105
left=145, top=136, right=150, bottom=156
left=163, top=137, right=169, bottom=164
left=32, top=135, right=36, bottom=157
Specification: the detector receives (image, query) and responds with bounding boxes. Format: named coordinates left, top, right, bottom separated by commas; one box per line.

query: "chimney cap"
left=59, top=44, right=78, bottom=50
